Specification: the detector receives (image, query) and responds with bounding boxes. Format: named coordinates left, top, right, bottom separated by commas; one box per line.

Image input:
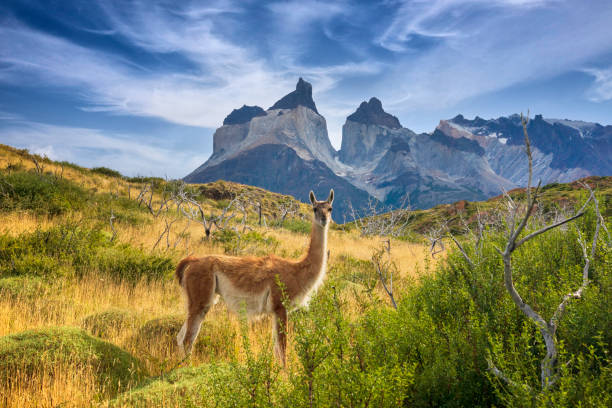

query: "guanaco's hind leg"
left=177, top=268, right=217, bottom=356
left=273, top=306, right=288, bottom=366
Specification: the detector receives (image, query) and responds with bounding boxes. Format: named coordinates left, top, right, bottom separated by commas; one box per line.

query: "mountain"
left=337, top=99, right=513, bottom=209
left=184, top=79, right=372, bottom=218
left=439, top=114, right=612, bottom=186
left=185, top=79, right=612, bottom=219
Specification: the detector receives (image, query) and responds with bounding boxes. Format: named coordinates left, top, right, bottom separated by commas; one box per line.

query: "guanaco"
left=175, top=189, right=334, bottom=364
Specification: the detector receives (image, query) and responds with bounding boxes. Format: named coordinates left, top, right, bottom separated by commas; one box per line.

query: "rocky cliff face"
left=269, top=77, right=319, bottom=114
left=185, top=79, right=612, bottom=219
left=184, top=79, right=373, bottom=217
left=337, top=99, right=513, bottom=209
left=439, top=114, right=612, bottom=186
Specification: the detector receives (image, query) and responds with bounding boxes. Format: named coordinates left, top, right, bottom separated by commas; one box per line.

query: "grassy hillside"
left=0, top=143, right=610, bottom=407
left=407, top=176, right=612, bottom=233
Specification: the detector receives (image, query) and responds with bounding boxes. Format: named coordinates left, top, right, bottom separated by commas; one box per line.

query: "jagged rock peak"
left=269, top=77, right=319, bottom=114
left=347, top=97, right=401, bottom=129
left=223, top=105, right=266, bottom=125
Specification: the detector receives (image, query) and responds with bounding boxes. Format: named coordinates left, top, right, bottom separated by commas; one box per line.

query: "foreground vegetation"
left=0, top=143, right=610, bottom=407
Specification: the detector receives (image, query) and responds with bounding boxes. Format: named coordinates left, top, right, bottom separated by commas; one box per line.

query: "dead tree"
left=174, top=184, right=215, bottom=239
left=31, top=155, right=45, bottom=175
left=371, top=239, right=398, bottom=309
left=424, top=220, right=450, bottom=259
left=109, top=210, right=117, bottom=242
left=134, top=181, right=174, bottom=217
left=349, top=194, right=412, bottom=237
left=483, top=114, right=603, bottom=391
left=276, top=199, right=300, bottom=227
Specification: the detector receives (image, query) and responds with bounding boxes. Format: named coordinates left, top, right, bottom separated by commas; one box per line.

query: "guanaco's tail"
left=175, top=256, right=197, bottom=285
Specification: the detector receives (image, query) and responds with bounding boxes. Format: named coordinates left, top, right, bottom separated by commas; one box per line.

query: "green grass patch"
left=0, top=276, right=48, bottom=299
left=0, top=327, right=146, bottom=395
left=0, top=171, right=88, bottom=215
left=81, top=309, right=138, bottom=339
left=110, top=364, right=233, bottom=407
left=132, top=315, right=237, bottom=361
left=0, top=223, right=173, bottom=283
left=91, top=167, right=123, bottom=178
left=280, top=218, right=311, bottom=234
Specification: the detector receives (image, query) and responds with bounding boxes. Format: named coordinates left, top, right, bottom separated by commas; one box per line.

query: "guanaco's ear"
left=309, top=190, right=316, bottom=205
left=327, top=189, right=334, bottom=204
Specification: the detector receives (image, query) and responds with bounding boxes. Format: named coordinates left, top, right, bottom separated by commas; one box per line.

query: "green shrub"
left=95, top=246, right=173, bottom=283
left=81, top=309, right=138, bottom=339
left=281, top=218, right=311, bottom=234
left=132, top=315, right=236, bottom=361
left=125, top=176, right=165, bottom=184
left=91, top=167, right=123, bottom=178
left=0, top=224, right=173, bottom=283
left=0, top=171, right=88, bottom=215
left=0, top=276, right=47, bottom=299
left=0, top=327, right=145, bottom=394
left=110, top=364, right=232, bottom=407
left=211, top=229, right=279, bottom=255
left=0, top=169, right=148, bottom=225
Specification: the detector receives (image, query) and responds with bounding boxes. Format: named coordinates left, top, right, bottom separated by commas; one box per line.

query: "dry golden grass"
left=0, top=213, right=437, bottom=406
left=1, top=361, right=102, bottom=408
left=0, top=145, right=442, bottom=406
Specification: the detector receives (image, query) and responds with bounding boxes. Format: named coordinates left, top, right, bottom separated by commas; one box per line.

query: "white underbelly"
left=216, top=274, right=271, bottom=319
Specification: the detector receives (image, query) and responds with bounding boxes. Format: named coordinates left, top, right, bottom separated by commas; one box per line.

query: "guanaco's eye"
left=329, top=207, right=333, bottom=212
left=313, top=208, right=317, bottom=213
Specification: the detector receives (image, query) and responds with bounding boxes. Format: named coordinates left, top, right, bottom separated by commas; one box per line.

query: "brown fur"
left=176, top=189, right=334, bottom=364
left=175, top=256, right=198, bottom=285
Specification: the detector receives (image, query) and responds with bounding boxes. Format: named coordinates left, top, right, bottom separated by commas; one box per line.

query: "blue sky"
left=1, top=0, right=611, bottom=178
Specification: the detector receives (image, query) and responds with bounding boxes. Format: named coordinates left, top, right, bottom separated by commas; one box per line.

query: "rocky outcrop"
left=338, top=101, right=512, bottom=209
left=339, top=98, right=404, bottom=166
left=269, top=77, right=319, bottom=114
left=347, top=97, right=401, bottom=129
left=223, top=105, right=266, bottom=125
left=184, top=79, right=374, bottom=218
left=439, top=114, right=612, bottom=185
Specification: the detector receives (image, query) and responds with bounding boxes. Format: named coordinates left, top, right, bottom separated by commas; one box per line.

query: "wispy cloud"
left=373, top=0, right=612, bottom=115
left=378, top=0, right=560, bottom=52
left=1, top=0, right=611, bottom=166
left=0, top=119, right=207, bottom=178
left=583, top=67, right=612, bottom=102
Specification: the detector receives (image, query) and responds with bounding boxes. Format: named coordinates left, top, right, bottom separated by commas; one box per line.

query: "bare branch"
left=351, top=194, right=412, bottom=238
left=487, top=359, right=531, bottom=391
left=448, top=233, right=475, bottom=268
left=514, top=193, right=592, bottom=250
left=371, top=241, right=398, bottom=309
left=109, top=210, right=117, bottom=242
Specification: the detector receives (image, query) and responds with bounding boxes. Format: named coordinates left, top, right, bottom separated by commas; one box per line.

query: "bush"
left=281, top=218, right=311, bottom=234
left=0, top=171, right=88, bottom=215
left=0, top=223, right=174, bottom=283
left=95, top=246, right=174, bottom=283
left=211, top=229, right=279, bottom=255
left=81, top=308, right=138, bottom=339
left=0, top=327, right=145, bottom=394
left=0, top=276, right=47, bottom=299
left=110, top=364, right=232, bottom=407
left=132, top=315, right=236, bottom=361
left=91, top=167, right=123, bottom=178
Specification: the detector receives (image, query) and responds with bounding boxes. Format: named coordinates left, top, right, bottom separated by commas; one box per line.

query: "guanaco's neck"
left=300, top=221, right=329, bottom=275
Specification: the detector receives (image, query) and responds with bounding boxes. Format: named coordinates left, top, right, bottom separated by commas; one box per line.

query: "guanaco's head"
left=309, top=189, right=334, bottom=228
